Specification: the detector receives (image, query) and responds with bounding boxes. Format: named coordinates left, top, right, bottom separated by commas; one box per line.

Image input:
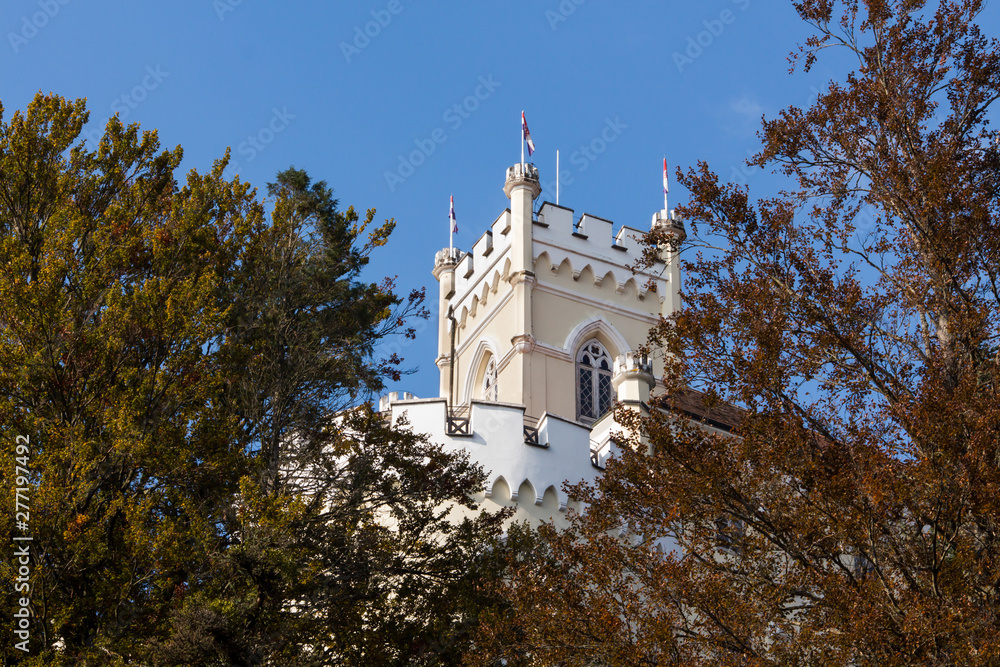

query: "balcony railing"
left=523, top=415, right=545, bottom=448
left=445, top=407, right=549, bottom=446
left=446, top=405, right=471, bottom=436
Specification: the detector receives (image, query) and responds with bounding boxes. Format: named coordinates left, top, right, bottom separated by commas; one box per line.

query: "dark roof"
left=658, top=388, right=745, bottom=433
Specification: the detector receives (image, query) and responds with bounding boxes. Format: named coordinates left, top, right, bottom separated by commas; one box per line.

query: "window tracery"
left=576, top=339, right=613, bottom=422
left=481, top=356, right=498, bottom=401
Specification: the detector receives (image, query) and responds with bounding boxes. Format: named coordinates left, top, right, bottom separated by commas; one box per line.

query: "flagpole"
left=663, top=156, right=669, bottom=211
left=520, top=110, right=525, bottom=168
left=449, top=194, right=453, bottom=255
left=556, top=149, right=560, bottom=205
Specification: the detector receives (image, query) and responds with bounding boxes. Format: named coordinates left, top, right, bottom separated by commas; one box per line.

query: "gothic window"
left=576, top=339, right=613, bottom=422
left=481, top=356, right=498, bottom=401
left=715, top=515, right=745, bottom=555
left=852, top=552, right=875, bottom=580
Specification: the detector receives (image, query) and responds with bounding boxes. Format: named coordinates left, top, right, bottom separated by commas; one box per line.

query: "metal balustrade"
left=446, top=406, right=471, bottom=436
left=523, top=415, right=545, bottom=448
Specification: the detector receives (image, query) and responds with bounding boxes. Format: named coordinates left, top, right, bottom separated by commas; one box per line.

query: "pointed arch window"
left=576, top=339, right=613, bottom=422
left=481, top=356, right=498, bottom=402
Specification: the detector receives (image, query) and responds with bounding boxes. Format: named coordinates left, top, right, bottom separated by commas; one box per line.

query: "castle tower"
left=431, top=164, right=684, bottom=421
left=392, top=161, right=687, bottom=528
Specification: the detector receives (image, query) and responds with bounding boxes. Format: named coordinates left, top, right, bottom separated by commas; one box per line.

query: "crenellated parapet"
left=613, top=350, right=653, bottom=379
left=453, top=209, right=511, bottom=295
left=436, top=168, right=683, bottom=341
left=434, top=247, right=461, bottom=273
left=449, top=209, right=516, bottom=332
left=650, top=208, right=686, bottom=245
left=379, top=394, right=601, bottom=520
left=612, top=351, right=655, bottom=405
left=446, top=206, right=673, bottom=331
left=533, top=202, right=671, bottom=310
left=503, top=162, right=541, bottom=199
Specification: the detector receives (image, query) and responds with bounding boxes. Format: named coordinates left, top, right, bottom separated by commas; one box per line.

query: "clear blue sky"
left=4, top=1, right=997, bottom=401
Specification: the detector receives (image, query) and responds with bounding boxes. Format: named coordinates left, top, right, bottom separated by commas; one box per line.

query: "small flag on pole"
left=450, top=195, right=457, bottom=233
left=663, top=157, right=669, bottom=210
left=522, top=111, right=535, bottom=157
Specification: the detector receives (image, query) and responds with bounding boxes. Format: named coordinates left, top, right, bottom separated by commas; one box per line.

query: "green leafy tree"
left=483, top=1, right=1000, bottom=665
left=0, top=93, right=504, bottom=666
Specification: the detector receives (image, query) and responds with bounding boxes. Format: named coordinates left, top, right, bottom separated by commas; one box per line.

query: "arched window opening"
left=481, top=356, right=498, bottom=401
left=576, top=339, right=613, bottom=422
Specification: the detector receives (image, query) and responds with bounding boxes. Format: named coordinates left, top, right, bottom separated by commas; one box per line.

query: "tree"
left=218, top=167, right=408, bottom=496
left=483, top=2, right=1000, bottom=665
left=0, top=93, right=505, bottom=666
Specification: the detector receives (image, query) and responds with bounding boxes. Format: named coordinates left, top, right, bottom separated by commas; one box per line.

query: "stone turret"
left=651, top=209, right=686, bottom=317
left=432, top=247, right=461, bottom=401
left=503, top=163, right=542, bottom=406
left=612, top=351, right=655, bottom=405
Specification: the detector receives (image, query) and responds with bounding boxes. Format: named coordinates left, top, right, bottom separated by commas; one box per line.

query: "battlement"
left=434, top=247, right=462, bottom=268
left=503, top=162, right=541, bottom=198
left=448, top=202, right=672, bottom=303
left=532, top=201, right=669, bottom=305
left=379, top=395, right=601, bottom=513
left=613, top=351, right=653, bottom=377
left=440, top=162, right=682, bottom=321
left=442, top=201, right=679, bottom=344
left=535, top=201, right=655, bottom=264
left=651, top=208, right=686, bottom=244
left=378, top=391, right=416, bottom=412
left=451, top=208, right=514, bottom=310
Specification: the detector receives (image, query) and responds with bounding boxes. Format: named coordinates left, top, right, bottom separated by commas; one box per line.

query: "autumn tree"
left=483, top=1, right=1000, bottom=665
left=0, top=93, right=504, bottom=666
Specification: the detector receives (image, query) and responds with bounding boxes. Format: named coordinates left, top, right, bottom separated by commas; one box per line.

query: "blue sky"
left=4, top=1, right=997, bottom=401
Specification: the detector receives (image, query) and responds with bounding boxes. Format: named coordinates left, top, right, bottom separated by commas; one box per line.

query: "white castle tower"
left=379, top=163, right=686, bottom=527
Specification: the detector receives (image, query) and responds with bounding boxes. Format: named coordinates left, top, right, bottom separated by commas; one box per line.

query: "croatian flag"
left=522, top=111, right=535, bottom=156
left=663, top=157, right=669, bottom=196
left=450, top=195, right=457, bottom=233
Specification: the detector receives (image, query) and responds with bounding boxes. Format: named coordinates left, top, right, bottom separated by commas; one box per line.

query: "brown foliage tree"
left=480, top=1, right=1000, bottom=665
